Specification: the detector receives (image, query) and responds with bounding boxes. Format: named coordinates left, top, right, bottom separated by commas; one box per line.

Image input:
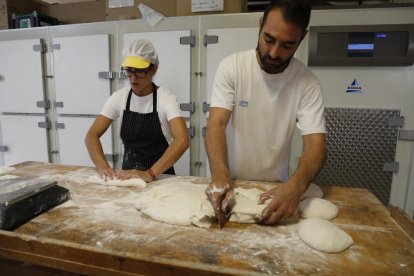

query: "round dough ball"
left=301, top=183, right=323, bottom=200
left=298, top=218, right=353, bottom=253
left=299, top=198, right=338, bottom=220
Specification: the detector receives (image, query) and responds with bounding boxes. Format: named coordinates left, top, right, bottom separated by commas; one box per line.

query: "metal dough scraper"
left=0, top=177, right=70, bottom=230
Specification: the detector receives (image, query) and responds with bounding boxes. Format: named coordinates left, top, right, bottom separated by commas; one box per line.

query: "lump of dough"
left=301, top=183, right=323, bottom=200
left=88, top=175, right=146, bottom=188
left=229, top=187, right=266, bottom=223
left=298, top=218, right=353, bottom=253
left=299, top=198, right=338, bottom=220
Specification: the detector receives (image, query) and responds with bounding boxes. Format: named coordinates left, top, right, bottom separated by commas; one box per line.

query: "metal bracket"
left=180, top=35, right=196, bottom=47
left=383, top=162, right=399, bottom=173
left=38, top=121, right=51, bottom=129
left=54, top=101, right=64, bottom=108
left=202, top=126, right=206, bottom=138
left=118, top=72, right=127, bottom=79
left=33, top=43, right=46, bottom=53
left=36, top=100, right=50, bottom=109
left=388, top=116, right=404, bottom=127
left=188, top=126, right=195, bottom=138
left=49, top=43, right=61, bottom=51
left=55, top=122, right=65, bottom=129
left=203, top=35, right=218, bottom=46
left=202, top=102, right=210, bottom=113
left=180, top=102, right=196, bottom=113
left=399, top=130, right=414, bottom=141
left=98, top=71, right=116, bottom=79
left=0, top=145, right=8, bottom=152
left=105, top=153, right=117, bottom=162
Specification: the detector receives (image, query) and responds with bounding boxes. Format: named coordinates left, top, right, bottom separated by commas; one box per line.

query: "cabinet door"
left=53, top=35, right=111, bottom=115
left=0, top=39, right=45, bottom=113
left=0, top=115, right=49, bottom=166
left=204, top=27, right=259, bottom=176
left=57, top=116, right=113, bottom=167
left=123, top=30, right=192, bottom=175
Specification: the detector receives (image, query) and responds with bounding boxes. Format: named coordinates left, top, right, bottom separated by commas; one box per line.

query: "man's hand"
left=255, top=182, right=303, bottom=225
left=205, top=181, right=234, bottom=228
left=116, top=169, right=153, bottom=183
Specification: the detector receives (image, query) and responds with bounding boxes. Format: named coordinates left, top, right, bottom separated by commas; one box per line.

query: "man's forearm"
left=205, top=125, right=232, bottom=184
left=289, top=134, right=327, bottom=192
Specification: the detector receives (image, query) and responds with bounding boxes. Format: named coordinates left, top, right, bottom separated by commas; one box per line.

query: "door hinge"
left=180, top=102, right=196, bottom=113
left=202, top=126, right=207, bottom=137
left=98, top=71, right=116, bottom=79
left=49, top=43, right=61, bottom=51
left=33, top=43, right=46, bottom=53
left=188, top=126, right=195, bottom=138
left=38, top=120, right=51, bottom=129
left=55, top=122, right=65, bottom=129
left=203, top=35, right=218, bottom=46
left=383, top=162, right=399, bottom=173
left=54, top=101, right=64, bottom=108
left=36, top=100, right=50, bottom=109
left=0, top=145, right=8, bottom=152
left=180, top=35, right=196, bottom=47
left=202, top=102, right=210, bottom=113
left=399, top=130, right=414, bottom=141
left=105, top=153, right=118, bottom=162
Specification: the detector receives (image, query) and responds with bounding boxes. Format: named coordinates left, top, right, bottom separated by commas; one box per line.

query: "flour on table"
left=87, top=175, right=147, bottom=188
left=0, top=166, right=15, bottom=176
left=301, top=183, right=323, bottom=200
left=0, top=174, right=19, bottom=181
left=298, top=218, right=353, bottom=253
left=299, top=198, right=338, bottom=220
left=135, top=179, right=267, bottom=228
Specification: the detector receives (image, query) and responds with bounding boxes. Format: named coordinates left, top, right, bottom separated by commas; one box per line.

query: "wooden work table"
left=0, top=161, right=413, bottom=275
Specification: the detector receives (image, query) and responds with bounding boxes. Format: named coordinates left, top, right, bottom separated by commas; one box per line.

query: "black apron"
left=120, top=83, right=175, bottom=175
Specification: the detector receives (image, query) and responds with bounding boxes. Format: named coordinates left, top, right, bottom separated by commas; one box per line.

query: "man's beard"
left=256, top=45, right=293, bottom=74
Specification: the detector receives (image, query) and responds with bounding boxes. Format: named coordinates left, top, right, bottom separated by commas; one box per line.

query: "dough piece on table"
left=134, top=180, right=269, bottom=228
left=87, top=175, right=147, bottom=188
left=301, top=183, right=323, bottom=200
left=0, top=174, right=19, bottom=181
left=229, top=187, right=266, bottom=223
left=299, top=198, right=338, bottom=220
left=298, top=218, right=353, bottom=253
left=135, top=181, right=215, bottom=228
left=0, top=166, right=15, bottom=176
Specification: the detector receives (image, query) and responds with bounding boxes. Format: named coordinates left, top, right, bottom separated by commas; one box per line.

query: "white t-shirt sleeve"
left=100, top=89, right=125, bottom=120
left=210, top=56, right=236, bottom=111
left=296, top=78, right=326, bottom=135
left=159, top=88, right=183, bottom=122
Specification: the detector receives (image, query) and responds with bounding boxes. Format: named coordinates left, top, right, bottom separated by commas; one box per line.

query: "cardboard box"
left=38, top=0, right=106, bottom=25
left=106, top=0, right=177, bottom=22
left=176, top=0, right=246, bottom=16
left=0, top=0, right=43, bottom=29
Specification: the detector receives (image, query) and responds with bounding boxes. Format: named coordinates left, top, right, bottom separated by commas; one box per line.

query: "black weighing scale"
left=0, top=177, right=70, bottom=230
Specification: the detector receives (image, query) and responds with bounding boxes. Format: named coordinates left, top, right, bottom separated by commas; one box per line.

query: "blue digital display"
left=376, top=33, right=387, bottom=38
left=348, top=44, right=374, bottom=50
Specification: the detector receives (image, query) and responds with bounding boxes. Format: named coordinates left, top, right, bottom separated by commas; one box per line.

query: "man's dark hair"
left=262, top=0, right=311, bottom=32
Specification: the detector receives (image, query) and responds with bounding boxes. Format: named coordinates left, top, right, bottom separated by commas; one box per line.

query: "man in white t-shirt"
left=205, top=0, right=327, bottom=227
left=86, top=39, right=189, bottom=182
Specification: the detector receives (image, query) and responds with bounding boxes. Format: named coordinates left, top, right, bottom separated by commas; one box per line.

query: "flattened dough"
left=0, top=174, right=19, bottom=181
left=298, top=218, right=353, bottom=253
left=301, top=183, right=323, bottom=200
left=299, top=198, right=338, bottom=220
left=134, top=179, right=267, bottom=228
left=0, top=166, right=15, bottom=176
left=88, top=175, right=147, bottom=188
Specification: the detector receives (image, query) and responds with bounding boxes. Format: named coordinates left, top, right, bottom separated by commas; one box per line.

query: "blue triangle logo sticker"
left=346, top=79, right=363, bottom=93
